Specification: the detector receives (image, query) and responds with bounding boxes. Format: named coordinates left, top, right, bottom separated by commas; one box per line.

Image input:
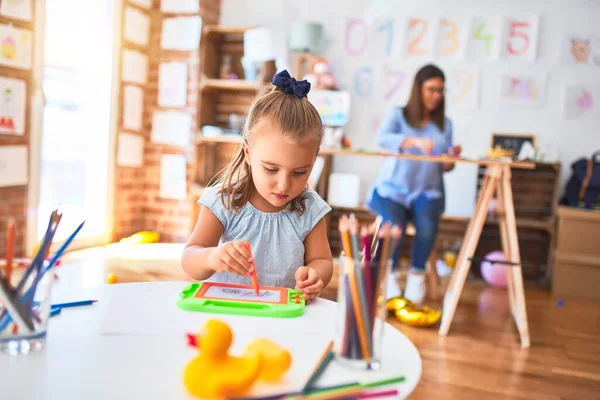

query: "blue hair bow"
left=272, top=70, right=311, bottom=99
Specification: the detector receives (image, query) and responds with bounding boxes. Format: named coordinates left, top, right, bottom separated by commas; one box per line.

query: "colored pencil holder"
left=0, top=267, right=55, bottom=355
left=334, top=256, right=391, bottom=371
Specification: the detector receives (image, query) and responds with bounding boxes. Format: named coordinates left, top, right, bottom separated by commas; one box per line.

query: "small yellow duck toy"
left=183, top=320, right=292, bottom=399
left=386, top=297, right=442, bottom=328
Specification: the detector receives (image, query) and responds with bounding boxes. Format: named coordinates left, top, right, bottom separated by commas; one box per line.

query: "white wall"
left=221, top=0, right=600, bottom=217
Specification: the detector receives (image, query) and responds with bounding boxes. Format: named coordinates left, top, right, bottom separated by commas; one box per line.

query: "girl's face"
left=420, top=77, right=445, bottom=113
left=244, top=117, right=318, bottom=212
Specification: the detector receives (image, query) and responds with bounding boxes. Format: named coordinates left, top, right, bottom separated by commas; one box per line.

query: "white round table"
left=1, top=282, right=421, bottom=399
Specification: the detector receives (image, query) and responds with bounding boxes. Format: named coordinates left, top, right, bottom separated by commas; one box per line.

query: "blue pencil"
left=52, top=300, right=97, bottom=309
left=49, top=307, right=62, bottom=317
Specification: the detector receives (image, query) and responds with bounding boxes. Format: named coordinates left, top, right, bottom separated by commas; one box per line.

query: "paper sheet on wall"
left=468, top=16, right=502, bottom=61
left=0, top=24, right=32, bottom=70
left=558, top=33, right=600, bottom=66
left=404, top=17, right=438, bottom=58
left=123, top=85, right=144, bottom=131
left=499, top=73, right=547, bottom=108
left=117, top=133, right=144, bottom=167
left=0, top=145, right=27, bottom=187
left=0, top=77, right=26, bottom=135
left=0, top=0, right=32, bottom=21
left=122, top=49, right=148, bottom=85
left=445, top=64, right=479, bottom=109
left=160, top=0, right=200, bottom=13
left=129, top=0, right=151, bottom=9
left=124, top=7, right=150, bottom=46
left=151, top=111, right=192, bottom=147
left=563, top=84, right=600, bottom=120
left=160, top=154, right=187, bottom=200
left=435, top=17, right=471, bottom=60
left=160, top=16, right=202, bottom=51
left=501, top=15, right=539, bottom=62
left=158, top=62, right=188, bottom=107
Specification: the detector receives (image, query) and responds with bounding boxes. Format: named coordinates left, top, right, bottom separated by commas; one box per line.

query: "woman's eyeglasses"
left=424, top=86, right=446, bottom=95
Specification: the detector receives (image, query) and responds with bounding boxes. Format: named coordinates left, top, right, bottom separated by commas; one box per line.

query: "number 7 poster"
left=501, top=15, right=539, bottom=62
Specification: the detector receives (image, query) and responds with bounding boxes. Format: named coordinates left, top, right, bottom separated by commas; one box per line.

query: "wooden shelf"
left=200, top=79, right=259, bottom=91
left=203, top=26, right=253, bottom=35
left=196, top=135, right=242, bottom=144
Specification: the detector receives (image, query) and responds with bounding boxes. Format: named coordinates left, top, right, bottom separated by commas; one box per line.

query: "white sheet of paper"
left=435, top=16, right=471, bottom=60
left=160, top=0, right=200, bottom=13
left=563, top=84, right=600, bottom=120
left=158, top=62, right=188, bottom=107
left=151, top=111, right=192, bottom=147
left=499, top=73, right=547, bottom=108
left=0, top=0, right=32, bottom=21
left=0, top=24, right=32, bottom=70
left=129, top=0, right=151, bottom=9
left=122, top=49, right=148, bottom=85
left=117, top=133, right=144, bottom=167
left=160, top=16, right=202, bottom=51
left=0, top=145, right=27, bottom=187
left=445, top=64, right=479, bottom=109
left=501, top=15, right=539, bottom=62
left=123, top=85, right=144, bottom=131
left=468, top=16, right=502, bottom=61
left=0, top=77, right=26, bottom=135
left=557, top=33, right=600, bottom=66
left=160, top=154, right=187, bottom=200
left=404, top=17, right=438, bottom=58
left=204, top=285, right=282, bottom=303
left=124, top=7, right=150, bottom=46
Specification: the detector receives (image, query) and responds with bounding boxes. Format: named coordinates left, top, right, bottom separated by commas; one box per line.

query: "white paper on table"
left=468, top=16, right=502, bottom=61
left=160, top=0, right=200, bottom=13
left=0, top=145, right=27, bottom=187
left=151, top=111, right=192, bottom=147
left=122, top=49, right=148, bottom=85
left=124, top=7, right=150, bottom=46
left=123, top=85, right=144, bottom=131
left=117, top=133, right=144, bottom=167
left=0, top=77, right=26, bottom=135
left=0, top=0, right=32, bottom=21
left=445, top=64, right=479, bottom=109
left=499, top=73, right=547, bottom=108
left=501, top=15, right=539, bottom=62
left=160, top=16, right=202, bottom=51
left=563, top=84, right=600, bottom=120
left=404, top=16, right=438, bottom=58
left=435, top=16, right=471, bottom=60
left=160, top=154, right=187, bottom=200
left=0, top=24, right=32, bottom=70
left=158, top=62, right=188, bottom=107
left=129, top=0, right=151, bottom=9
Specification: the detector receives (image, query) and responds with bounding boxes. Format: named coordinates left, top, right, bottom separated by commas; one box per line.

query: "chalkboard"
left=490, top=133, right=536, bottom=157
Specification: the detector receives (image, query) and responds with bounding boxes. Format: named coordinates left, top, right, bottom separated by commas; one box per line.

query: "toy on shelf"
left=183, top=319, right=292, bottom=399
left=486, top=145, right=513, bottom=160
left=304, top=57, right=337, bottom=90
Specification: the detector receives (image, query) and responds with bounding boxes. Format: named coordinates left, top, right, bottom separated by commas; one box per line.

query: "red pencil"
left=243, top=238, right=260, bottom=295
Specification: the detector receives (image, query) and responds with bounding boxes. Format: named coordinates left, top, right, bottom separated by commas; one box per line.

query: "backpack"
left=561, top=151, right=600, bottom=210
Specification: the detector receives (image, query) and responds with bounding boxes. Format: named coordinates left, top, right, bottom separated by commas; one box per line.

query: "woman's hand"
left=209, top=241, right=254, bottom=276
left=295, top=266, right=324, bottom=304
left=448, top=145, right=462, bottom=157
left=416, top=138, right=435, bottom=153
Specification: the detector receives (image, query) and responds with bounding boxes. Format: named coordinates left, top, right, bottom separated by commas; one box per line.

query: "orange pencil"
left=4, top=217, right=15, bottom=285
left=243, top=238, right=260, bottom=295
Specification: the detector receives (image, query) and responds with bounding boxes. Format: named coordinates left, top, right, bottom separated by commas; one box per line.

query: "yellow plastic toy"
left=119, top=231, right=160, bottom=245
left=386, top=297, right=442, bottom=327
left=183, top=320, right=292, bottom=399
left=106, top=272, right=118, bottom=284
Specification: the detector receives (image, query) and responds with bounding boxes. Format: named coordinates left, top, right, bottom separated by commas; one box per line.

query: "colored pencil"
left=362, top=375, right=406, bottom=388
left=361, top=226, right=374, bottom=324
left=346, top=260, right=370, bottom=361
left=356, top=388, right=400, bottom=398
left=4, top=217, right=15, bottom=286
left=301, top=340, right=334, bottom=393
left=51, top=300, right=97, bottom=309
left=243, top=239, right=260, bottom=295
left=338, top=216, right=353, bottom=258
left=49, top=307, right=62, bottom=318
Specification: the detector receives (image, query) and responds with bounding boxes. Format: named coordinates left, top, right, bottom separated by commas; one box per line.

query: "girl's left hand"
left=294, top=266, right=324, bottom=304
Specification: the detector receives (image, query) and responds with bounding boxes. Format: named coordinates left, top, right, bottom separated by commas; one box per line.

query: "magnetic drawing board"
left=177, top=282, right=305, bottom=318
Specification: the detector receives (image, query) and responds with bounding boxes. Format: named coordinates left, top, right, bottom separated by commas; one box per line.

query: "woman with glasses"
left=366, top=64, right=462, bottom=304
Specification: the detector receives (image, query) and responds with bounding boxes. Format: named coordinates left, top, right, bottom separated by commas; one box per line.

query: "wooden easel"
left=438, top=164, right=530, bottom=348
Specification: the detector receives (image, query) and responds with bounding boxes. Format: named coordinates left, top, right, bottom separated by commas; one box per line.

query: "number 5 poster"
left=501, top=15, right=539, bottom=62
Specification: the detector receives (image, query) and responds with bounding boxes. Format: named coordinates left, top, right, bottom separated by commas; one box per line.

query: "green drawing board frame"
left=177, top=282, right=305, bottom=318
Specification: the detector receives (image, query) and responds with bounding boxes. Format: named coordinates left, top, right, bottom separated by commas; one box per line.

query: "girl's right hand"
left=210, top=241, right=254, bottom=276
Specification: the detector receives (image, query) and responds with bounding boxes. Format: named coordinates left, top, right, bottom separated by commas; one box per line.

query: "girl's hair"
left=403, top=64, right=446, bottom=131
left=212, top=86, right=323, bottom=215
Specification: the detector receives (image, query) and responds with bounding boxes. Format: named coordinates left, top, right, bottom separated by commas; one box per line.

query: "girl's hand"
left=210, top=241, right=254, bottom=276
left=295, top=266, right=324, bottom=304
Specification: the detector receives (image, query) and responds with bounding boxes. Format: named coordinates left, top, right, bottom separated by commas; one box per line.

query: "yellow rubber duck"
left=386, top=297, right=442, bottom=327
left=243, top=338, right=292, bottom=382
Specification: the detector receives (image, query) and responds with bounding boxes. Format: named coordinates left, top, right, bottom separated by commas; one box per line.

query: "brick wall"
left=0, top=12, right=35, bottom=257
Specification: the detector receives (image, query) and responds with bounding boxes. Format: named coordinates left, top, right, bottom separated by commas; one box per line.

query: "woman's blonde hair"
left=212, top=85, right=323, bottom=215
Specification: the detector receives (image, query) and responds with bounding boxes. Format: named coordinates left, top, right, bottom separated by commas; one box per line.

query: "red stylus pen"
left=243, top=238, right=260, bottom=295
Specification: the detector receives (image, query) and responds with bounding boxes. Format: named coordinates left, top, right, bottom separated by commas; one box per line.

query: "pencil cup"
left=0, top=268, right=54, bottom=355
left=334, top=256, right=391, bottom=371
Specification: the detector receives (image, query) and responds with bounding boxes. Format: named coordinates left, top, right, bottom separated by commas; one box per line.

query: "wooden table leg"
left=496, top=176, right=516, bottom=317
left=439, top=165, right=501, bottom=336
left=499, top=166, right=530, bottom=348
